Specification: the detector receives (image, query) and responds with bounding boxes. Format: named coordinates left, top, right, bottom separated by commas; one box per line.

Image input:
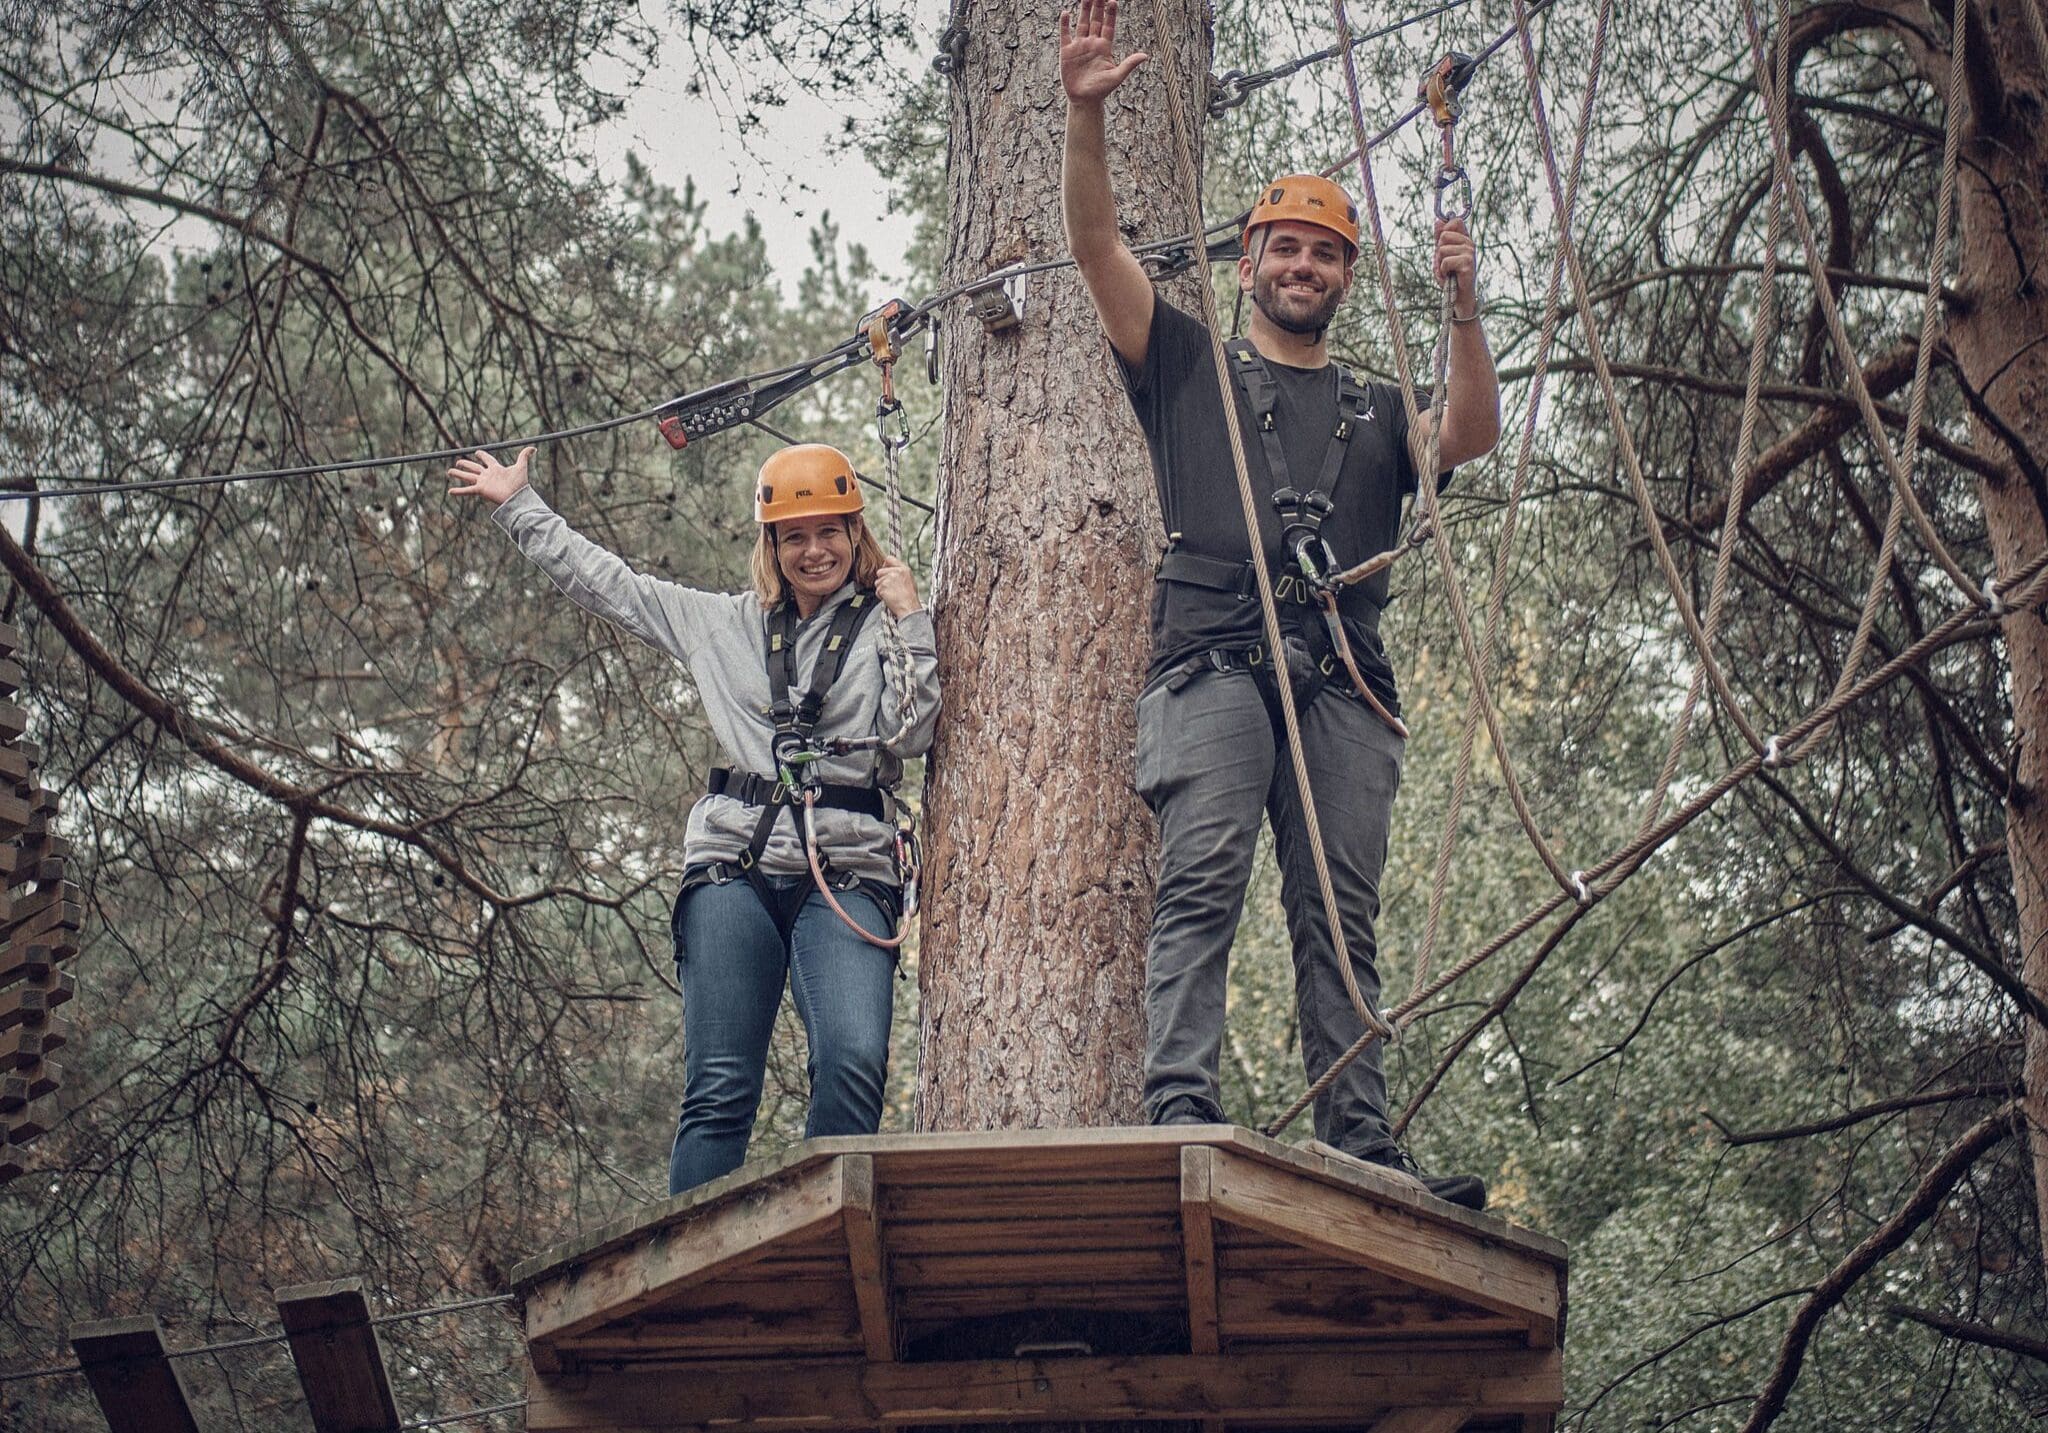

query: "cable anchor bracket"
left=965, top=267, right=1028, bottom=333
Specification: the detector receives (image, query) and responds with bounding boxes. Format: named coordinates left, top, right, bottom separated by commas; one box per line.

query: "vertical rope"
left=1332, top=0, right=1582, bottom=900
left=1414, top=0, right=1612, bottom=995
left=1629, top=10, right=1786, bottom=838
left=1739, top=0, right=1984, bottom=608
left=1783, top=0, right=1969, bottom=762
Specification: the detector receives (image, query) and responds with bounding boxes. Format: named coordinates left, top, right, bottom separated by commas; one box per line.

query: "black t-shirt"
left=1117, top=298, right=1424, bottom=712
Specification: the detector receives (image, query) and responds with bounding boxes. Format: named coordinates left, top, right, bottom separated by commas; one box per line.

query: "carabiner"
left=1433, top=166, right=1473, bottom=223
left=876, top=394, right=911, bottom=452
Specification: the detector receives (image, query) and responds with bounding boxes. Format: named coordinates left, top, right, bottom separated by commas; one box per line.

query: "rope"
left=1628, top=9, right=1785, bottom=839
left=399, top=1398, right=529, bottom=1430
left=2025, top=0, right=2048, bottom=84
left=1144, top=0, right=1394, bottom=1046
left=1413, top=0, right=1613, bottom=994
left=1333, top=0, right=1583, bottom=903
left=1739, top=0, right=1985, bottom=609
left=803, top=793, right=910, bottom=950
left=1778, top=0, right=1968, bottom=763
left=1272, top=531, right=2048, bottom=1139
left=0, top=1292, right=520, bottom=1385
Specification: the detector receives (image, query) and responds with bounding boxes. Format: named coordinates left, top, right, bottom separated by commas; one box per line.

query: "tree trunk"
left=916, top=0, right=1209, bottom=1134
left=1928, top=8, right=2048, bottom=1278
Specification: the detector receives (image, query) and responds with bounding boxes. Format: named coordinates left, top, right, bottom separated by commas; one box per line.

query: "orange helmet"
left=1243, top=174, right=1360, bottom=255
left=755, top=444, right=864, bottom=525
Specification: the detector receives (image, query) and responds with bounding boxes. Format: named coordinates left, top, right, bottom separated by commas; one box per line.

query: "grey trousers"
left=1135, top=663, right=1404, bottom=1157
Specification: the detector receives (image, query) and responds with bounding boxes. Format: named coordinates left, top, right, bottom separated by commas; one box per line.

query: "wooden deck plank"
left=841, top=1153, right=897, bottom=1362
left=276, top=1277, right=401, bottom=1433
left=525, top=1156, right=849, bottom=1349
left=1368, top=1411, right=1470, bottom=1433
left=1207, top=1147, right=1562, bottom=1348
left=897, top=1282, right=1186, bottom=1318
left=1219, top=1267, right=1527, bottom=1339
left=1181, top=1144, right=1220, bottom=1356
left=70, top=1316, right=201, bottom=1433
left=524, top=1346, right=1563, bottom=1430
left=889, top=1246, right=1186, bottom=1288
left=884, top=1212, right=1182, bottom=1254
left=883, top=1180, right=1181, bottom=1223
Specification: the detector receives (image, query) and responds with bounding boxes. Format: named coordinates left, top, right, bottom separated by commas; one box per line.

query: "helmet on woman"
left=756, top=444, right=864, bottom=524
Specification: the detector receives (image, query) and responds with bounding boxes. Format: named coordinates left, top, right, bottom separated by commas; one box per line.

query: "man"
left=1059, top=0, right=1501, bottom=1207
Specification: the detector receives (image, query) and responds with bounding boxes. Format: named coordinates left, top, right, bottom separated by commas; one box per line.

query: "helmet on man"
left=1242, top=174, right=1360, bottom=258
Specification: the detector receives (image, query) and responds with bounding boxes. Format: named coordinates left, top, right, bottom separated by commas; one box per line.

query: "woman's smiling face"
left=775, top=515, right=855, bottom=610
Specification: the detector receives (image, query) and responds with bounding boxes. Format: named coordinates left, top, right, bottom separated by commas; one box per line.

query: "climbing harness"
left=1154, top=340, right=1407, bottom=736
left=695, top=588, right=919, bottom=951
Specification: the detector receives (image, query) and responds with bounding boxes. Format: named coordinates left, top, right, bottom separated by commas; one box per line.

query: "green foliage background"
left=1, top=1, right=2040, bottom=1430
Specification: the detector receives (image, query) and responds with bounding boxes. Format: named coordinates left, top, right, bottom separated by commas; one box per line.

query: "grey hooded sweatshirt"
left=493, top=486, right=940, bottom=884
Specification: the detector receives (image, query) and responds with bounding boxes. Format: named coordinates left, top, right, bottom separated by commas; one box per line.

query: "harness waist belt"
left=706, top=767, right=889, bottom=822
left=1154, top=549, right=1382, bottom=630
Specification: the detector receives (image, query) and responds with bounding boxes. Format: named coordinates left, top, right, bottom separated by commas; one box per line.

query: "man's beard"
left=1251, top=271, right=1345, bottom=335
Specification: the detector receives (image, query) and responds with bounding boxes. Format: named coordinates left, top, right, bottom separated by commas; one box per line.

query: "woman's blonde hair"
left=751, top=513, right=888, bottom=609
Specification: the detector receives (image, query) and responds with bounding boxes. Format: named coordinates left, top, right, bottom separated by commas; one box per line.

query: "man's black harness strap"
left=1152, top=343, right=1378, bottom=712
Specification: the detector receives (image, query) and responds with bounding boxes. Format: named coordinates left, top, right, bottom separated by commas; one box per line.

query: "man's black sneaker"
left=1311, top=1140, right=1489, bottom=1212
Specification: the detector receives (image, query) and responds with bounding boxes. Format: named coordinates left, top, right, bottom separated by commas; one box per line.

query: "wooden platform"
left=512, top=1126, right=1568, bottom=1431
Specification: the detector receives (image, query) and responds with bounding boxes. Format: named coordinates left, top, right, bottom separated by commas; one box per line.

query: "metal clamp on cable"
left=932, top=23, right=968, bottom=76
left=1417, top=52, right=1478, bottom=223
left=1208, top=68, right=1252, bottom=115
left=965, top=268, right=1027, bottom=333
left=1982, top=573, right=2009, bottom=618
left=1139, top=244, right=1197, bottom=281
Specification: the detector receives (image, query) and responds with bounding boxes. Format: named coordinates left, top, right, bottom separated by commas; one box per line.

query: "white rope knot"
left=1982, top=573, right=2009, bottom=618
left=1762, top=734, right=1786, bottom=768
left=1569, top=869, right=1593, bottom=904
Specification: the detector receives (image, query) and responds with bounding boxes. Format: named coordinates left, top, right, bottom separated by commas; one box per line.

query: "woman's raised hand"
left=447, top=446, right=534, bottom=505
left=874, top=556, right=921, bottom=618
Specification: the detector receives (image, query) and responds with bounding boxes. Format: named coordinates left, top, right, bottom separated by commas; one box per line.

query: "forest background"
left=1, top=0, right=2042, bottom=1430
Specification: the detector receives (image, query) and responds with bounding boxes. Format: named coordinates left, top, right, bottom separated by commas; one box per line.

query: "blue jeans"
left=668, top=875, right=897, bottom=1195
left=1135, top=666, right=1403, bottom=1157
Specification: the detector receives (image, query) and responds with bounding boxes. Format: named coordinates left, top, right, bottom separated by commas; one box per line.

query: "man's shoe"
left=1311, top=1140, right=1489, bottom=1212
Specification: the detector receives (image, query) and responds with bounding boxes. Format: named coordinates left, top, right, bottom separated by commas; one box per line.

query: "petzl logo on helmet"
left=794, top=486, right=814, bottom=498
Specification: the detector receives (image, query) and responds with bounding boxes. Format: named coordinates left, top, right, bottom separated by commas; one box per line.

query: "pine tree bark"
left=1952, top=31, right=2048, bottom=1286
left=1892, top=1, right=2048, bottom=1277
left=916, top=0, right=1209, bottom=1135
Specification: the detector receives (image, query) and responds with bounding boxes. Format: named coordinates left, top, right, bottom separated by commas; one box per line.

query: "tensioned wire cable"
left=0, top=0, right=1536, bottom=509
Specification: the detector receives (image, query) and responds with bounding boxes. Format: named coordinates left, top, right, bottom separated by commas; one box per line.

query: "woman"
left=448, top=441, right=938, bottom=1194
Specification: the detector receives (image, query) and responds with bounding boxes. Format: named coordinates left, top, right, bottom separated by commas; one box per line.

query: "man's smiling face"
left=1242, top=219, right=1356, bottom=336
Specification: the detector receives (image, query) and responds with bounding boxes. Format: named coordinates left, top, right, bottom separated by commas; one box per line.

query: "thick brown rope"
left=1331, top=0, right=1583, bottom=903
left=1415, top=0, right=1613, bottom=994
left=1784, top=0, right=1967, bottom=763
left=1143, top=0, right=1394, bottom=1043
left=1740, top=0, right=1984, bottom=609
left=1629, top=6, right=1786, bottom=838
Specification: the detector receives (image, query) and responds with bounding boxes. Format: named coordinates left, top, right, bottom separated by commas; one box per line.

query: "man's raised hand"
left=1060, top=0, right=1147, bottom=105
